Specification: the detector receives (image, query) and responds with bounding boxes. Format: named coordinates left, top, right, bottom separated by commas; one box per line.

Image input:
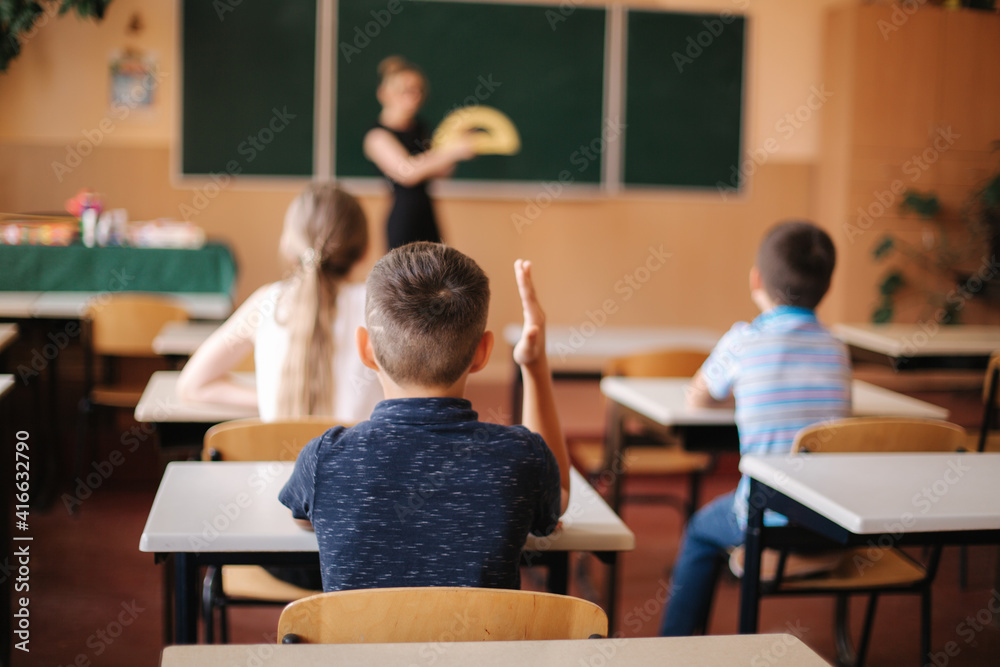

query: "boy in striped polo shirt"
left=660, top=220, right=851, bottom=636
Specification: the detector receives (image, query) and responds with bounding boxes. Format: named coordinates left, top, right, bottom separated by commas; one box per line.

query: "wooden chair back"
left=977, top=351, right=1000, bottom=452
left=85, top=293, right=188, bottom=357
left=983, top=351, right=1000, bottom=403
left=202, top=417, right=347, bottom=462
left=604, top=349, right=709, bottom=378
left=277, top=587, right=608, bottom=644
left=793, top=417, right=967, bottom=454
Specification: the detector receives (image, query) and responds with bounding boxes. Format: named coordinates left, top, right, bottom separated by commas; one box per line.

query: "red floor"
left=15, top=378, right=1000, bottom=666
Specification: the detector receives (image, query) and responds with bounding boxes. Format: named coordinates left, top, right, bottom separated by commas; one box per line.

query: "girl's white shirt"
left=254, top=281, right=382, bottom=423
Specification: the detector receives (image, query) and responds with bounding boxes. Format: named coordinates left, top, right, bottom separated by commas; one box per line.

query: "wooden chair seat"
left=572, top=440, right=712, bottom=476
left=277, top=587, right=608, bottom=644
left=90, top=384, right=147, bottom=408
left=221, top=565, right=321, bottom=602
left=200, top=417, right=347, bottom=643
left=729, top=546, right=925, bottom=589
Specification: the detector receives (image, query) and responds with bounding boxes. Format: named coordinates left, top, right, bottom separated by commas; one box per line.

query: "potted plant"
left=871, top=144, right=1000, bottom=323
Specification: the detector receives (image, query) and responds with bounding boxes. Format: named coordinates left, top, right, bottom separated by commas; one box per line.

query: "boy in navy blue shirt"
left=280, top=242, right=570, bottom=591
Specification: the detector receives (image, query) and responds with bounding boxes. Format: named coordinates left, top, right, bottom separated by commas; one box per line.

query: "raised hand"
left=513, top=259, right=546, bottom=368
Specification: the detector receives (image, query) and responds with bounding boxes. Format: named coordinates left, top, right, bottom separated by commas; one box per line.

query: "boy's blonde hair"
left=365, top=242, right=489, bottom=388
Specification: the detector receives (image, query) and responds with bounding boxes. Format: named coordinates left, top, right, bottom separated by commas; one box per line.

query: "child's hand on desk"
left=513, top=259, right=547, bottom=369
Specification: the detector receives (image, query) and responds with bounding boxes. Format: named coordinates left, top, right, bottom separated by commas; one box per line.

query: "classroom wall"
left=0, top=0, right=875, bottom=381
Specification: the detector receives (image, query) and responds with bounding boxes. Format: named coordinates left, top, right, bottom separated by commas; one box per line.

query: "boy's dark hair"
left=756, top=220, right=836, bottom=309
left=365, top=242, right=490, bottom=388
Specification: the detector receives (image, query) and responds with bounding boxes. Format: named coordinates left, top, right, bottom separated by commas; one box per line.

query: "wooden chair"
left=200, top=417, right=347, bottom=643
left=570, top=349, right=714, bottom=517
left=729, top=417, right=967, bottom=667
left=974, top=351, right=1000, bottom=453
left=77, top=293, right=188, bottom=483
left=276, top=587, right=608, bottom=644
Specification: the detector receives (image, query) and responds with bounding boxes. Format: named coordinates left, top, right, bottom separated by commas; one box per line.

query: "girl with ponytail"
left=178, top=183, right=382, bottom=422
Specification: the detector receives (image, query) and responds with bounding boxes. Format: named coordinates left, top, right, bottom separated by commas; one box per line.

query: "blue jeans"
left=659, top=491, right=744, bottom=636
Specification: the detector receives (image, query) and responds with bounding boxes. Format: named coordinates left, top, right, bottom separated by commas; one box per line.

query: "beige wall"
left=1, top=0, right=865, bottom=380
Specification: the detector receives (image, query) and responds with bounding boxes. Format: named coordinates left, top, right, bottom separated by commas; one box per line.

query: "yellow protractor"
left=431, top=105, right=521, bottom=156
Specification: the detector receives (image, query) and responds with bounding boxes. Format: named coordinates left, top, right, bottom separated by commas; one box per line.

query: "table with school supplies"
left=140, top=462, right=635, bottom=644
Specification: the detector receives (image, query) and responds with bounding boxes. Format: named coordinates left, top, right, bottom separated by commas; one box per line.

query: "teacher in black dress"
left=364, top=56, right=475, bottom=251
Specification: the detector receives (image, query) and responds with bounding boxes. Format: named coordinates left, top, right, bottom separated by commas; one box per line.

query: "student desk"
left=160, top=634, right=830, bottom=666
left=141, top=463, right=635, bottom=644
left=738, top=452, right=1000, bottom=653
left=502, top=325, right=719, bottom=422
left=152, top=321, right=221, bottom=356
left=832, top=323, right=1000, bottom=371
left=599, top=378, right=949, bottom=509
left=134, top=370, right=257, bottom=451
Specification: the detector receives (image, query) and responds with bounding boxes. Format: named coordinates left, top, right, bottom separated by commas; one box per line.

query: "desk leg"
left=604, top=402, right=626, bottom=512
left=174, top=554, right=199, bottom=644
left=546, top=552, right=569, bottom=595
left=604, top=552, right=618, bottom=635
left=162, top=555, right=175, bottom=645
left=739, top=478, right=764, bottom=634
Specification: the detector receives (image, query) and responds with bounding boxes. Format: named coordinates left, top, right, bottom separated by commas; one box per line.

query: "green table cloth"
left=0, top=243, right=237, bottom=294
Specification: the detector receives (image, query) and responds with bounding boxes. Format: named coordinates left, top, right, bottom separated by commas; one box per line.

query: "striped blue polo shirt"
left=700, top=306, right=852, bottom=527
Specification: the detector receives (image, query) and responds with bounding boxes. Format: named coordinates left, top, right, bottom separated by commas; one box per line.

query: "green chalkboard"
left=335, top=0, right=606, bottom=184
left=181, top=0, right=316, bottom=176
left=623, top=11, right=745, bottom=189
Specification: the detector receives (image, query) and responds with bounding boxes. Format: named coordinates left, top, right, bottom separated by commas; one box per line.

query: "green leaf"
left=872, top=235, right=895, bottom=260
left=879, top=271, right=905, bottom=295
left=872, top=301, right=893, bottom=324
left=899, top=190, right=940, bottom=219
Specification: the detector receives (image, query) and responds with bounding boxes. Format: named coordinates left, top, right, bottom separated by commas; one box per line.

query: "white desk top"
left=740, top=452, right=1000, bottom=535
left=0, top=292, right=42, bottom=318
left=0, top=323, right=18, bottom=354
left=600, top=377, right=949, bottom=426
left=161, top=634, right=828, bottom=666
left=152, top=320, right=221, bottom=355
left=832, top=323, right=1000, bottom=357
left=0, top=375, right=14, bottom=401
left=502, top=324, right=719, bottom=372
left=28, top=291, right=232, bottom=320
left=134, top=370, right=257, bottom=423
left=139, top=462, right=634, bottom=554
